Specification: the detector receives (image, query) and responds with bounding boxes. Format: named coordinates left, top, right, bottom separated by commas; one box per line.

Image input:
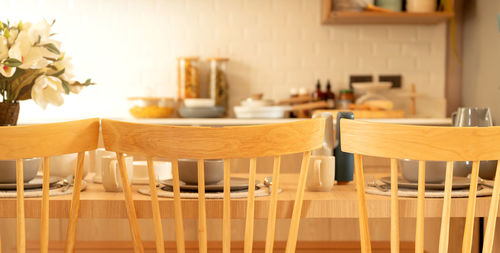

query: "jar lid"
left=206, top=57, right=229, bottom=61
left=340, top=89, right=354, bottom=93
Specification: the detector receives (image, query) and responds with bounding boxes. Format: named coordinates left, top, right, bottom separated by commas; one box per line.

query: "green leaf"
left=61, top=79, right=70, bottom=94
left=3, top=58, right=22, bottom=67
left=51, top=68, right=65, bottom=77
left=41, top=43, right=60, bottom=55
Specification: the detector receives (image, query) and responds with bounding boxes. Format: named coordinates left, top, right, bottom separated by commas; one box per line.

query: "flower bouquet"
left=0, top=19, right=94, bottom=125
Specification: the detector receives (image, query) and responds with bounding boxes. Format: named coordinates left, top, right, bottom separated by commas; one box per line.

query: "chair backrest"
left=101, top=118, right=325, bottom=253
left=0, top=118, right=100, bottom=253
left=340, top=119, right=500, bottom=253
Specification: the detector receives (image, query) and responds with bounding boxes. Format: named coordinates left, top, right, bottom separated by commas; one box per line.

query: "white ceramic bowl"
left=178, top=159, right=224, bottom=185
left=0, top=158, right=40, bottom=183
left=184, top=99, right=215, bottom=108
left=400, top=159, right=446, bottom=183
left=234, top=106, right=292, bottom=119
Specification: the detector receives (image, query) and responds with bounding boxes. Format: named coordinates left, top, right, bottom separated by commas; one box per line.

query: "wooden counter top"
left=0, top=174, right=489, bottom=219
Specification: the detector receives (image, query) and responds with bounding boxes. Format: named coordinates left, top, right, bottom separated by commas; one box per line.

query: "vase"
left=0, top=102, right=20, bottom=126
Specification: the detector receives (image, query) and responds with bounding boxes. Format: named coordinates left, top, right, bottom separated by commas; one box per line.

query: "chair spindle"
left=147, top=158, right=165, bottom=253
left=265, top=156, right=281, bottom=253
left=197, top=159, right=208, bottom=253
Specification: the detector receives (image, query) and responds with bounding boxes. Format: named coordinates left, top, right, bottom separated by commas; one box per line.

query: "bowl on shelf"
left=127, top=97, right=175, bottom=118
left=0, top=158, right=40, bottom=184
left=178, top=106, right=225, bottom=118
left=184, top=98, right=215, bottom=108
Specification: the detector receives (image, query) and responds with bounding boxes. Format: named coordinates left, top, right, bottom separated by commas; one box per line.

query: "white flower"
left=7, top=29, right=19, bottom=46
left=31, top=75, right=65, bottom=109
left=0, top=37, right=16, bottom=77
left=53, top=56, right=75, bottom=83
left=8, top=31, right=49, bottom=69
left=0, top=37, right=8, bottom=60
left=27, top=20, right=50, bottom=44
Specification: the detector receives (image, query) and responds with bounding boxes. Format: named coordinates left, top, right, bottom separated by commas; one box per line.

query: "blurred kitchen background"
left=0, top=0, right=498, bottom=122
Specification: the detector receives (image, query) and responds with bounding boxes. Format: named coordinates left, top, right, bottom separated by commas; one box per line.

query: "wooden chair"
left=0, top=118, right=99, bottom=253
left=101, top=118, right=325, bottom=253
left=340, top=119, right=500, bottom=253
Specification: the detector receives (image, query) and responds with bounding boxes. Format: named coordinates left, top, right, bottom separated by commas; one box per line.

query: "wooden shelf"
left=322, top=11, right=454, bottom=25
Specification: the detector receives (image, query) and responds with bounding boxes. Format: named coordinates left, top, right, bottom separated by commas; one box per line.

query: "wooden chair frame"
left=0, top=118, right=99, bottom=253
left=340, top=119, right=500, bottom=253
left=101, top=118, right=325, bottom=253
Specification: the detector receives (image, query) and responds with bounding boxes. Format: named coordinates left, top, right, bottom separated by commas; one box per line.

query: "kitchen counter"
left=0, top=173, right=492, bottom=219
left=18, top=117, right=451, bottom=126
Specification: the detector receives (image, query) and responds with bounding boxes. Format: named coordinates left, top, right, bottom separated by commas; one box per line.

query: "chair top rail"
left=0, top=118, right=99, bottom=159
left=340, top=119, right=500, bottom=161
left=101, top=118, right=325, bottom=159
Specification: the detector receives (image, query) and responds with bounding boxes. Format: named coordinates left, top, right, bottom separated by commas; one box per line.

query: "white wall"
left=1, top=0, right=447, bottom=121
left=462, top=0, right=500, bottom=124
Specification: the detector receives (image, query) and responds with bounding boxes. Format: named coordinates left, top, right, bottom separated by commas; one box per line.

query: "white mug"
left=132, top=160, right=172, bottom=184
left=306, top=156, right=335, bottom=192
left=92, top=149, right=116, bottom=183
left=101, top=156, right=134, bottom=192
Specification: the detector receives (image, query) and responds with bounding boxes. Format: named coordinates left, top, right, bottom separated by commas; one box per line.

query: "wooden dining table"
left=0, top=173, right=494, bottom=219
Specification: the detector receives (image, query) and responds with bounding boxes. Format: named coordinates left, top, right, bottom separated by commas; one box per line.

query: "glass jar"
left=177, top=57, right=199, bottom=100
left=208, top=57, right=229, bottom=111
left=338, top=89, right=354, bottom=109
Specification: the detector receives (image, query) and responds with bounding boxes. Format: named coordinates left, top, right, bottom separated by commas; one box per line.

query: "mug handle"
left=314, top=160, right=322, bottom=187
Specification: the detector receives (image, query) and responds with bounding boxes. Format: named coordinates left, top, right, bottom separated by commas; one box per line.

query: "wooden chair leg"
left=16, top=159, right=25, bottom=253
left=285, top=151, right=311, bottom=253
left=65, top=152, right=85, bottom=253
left=147, top=158, right=165, bottom=253
left=116, top=153, right=144, bottom=253
left=40, top=157, right=50, bottom=253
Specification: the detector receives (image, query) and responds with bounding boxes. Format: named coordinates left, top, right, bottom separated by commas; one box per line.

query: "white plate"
left=0, top=176, right=61, bottom=190
left=161, top=177, right=259, bottom=192
left=379, top=176, right=470, bottom=190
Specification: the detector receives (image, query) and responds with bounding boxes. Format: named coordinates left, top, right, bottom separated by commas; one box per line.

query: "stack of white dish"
left=234, top=98, right=292, bottom=119
left=178, top=99, right=225, bottom=118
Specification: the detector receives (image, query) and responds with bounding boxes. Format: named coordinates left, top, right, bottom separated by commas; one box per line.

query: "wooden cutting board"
left=313, top=109, right=405, bottom=119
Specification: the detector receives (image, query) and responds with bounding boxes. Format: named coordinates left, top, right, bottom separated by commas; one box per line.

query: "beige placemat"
left=366, top=181, right=493, bottom=198
left=0, top=181, right=87, bottom=198
left=138, top=184, right=275, bottom=199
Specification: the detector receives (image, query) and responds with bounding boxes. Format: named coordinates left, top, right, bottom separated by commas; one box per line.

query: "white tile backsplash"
left=1, top=0, right=447, bottom=120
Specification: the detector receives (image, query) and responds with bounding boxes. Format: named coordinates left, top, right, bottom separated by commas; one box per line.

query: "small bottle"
left=324, top=80, right=336, bottom=109
left=312, top=80, right=324, bottom=101
left=338, top=89, right=354, bottom=109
